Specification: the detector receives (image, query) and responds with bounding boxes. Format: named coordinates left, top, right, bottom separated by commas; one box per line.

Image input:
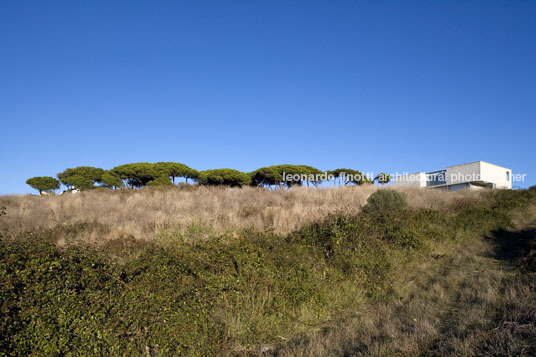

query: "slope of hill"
left=1, top=187, right=535, bottom=355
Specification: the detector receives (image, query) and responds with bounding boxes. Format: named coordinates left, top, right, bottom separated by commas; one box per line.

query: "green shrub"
left=363, top=189, right=408, bottom=214
left=385, top=226, right=424, bottom=249
left=459, top=205, right=513, bottom=231
left=2, top=208, right=449, bottom=355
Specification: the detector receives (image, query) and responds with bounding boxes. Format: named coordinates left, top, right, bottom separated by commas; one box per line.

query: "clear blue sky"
left=1, top=0, right=535, bottom=194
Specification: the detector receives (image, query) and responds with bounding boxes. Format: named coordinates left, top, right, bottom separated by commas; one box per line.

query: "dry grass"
left=0, top=186, right=486, bottom=241
left=0, top=186, right=482, bottom=242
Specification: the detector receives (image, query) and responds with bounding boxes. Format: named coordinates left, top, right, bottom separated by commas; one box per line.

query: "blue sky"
left=1, top=0, right=535, bottom=194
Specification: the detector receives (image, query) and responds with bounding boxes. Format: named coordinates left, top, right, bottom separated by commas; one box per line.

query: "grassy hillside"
left=0, top=185, right=481, bottom=240
left=1, top=188, right=535, bottom=355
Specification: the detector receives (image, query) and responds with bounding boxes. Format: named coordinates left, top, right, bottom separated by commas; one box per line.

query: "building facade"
left=393, top=161, right=512, bottom=191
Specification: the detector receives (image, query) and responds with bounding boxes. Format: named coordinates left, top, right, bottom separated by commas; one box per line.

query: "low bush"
left=362, top=189, right=408, bottom=214
left=0, top=209, right=453, bottom=355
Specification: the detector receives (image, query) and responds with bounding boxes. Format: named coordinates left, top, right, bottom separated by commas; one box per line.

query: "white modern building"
left=393, top=161, right=512, bottom=191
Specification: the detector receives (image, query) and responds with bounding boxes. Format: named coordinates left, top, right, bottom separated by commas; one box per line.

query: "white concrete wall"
left=393, top=172, right=427, bottom=188
left=446, top=161, right=511, bottom=189
left=446, top=162, right=481, bottom=185
left=395, top=161, right=511, bottom=190
left=480, top=161, right=512, bottom=189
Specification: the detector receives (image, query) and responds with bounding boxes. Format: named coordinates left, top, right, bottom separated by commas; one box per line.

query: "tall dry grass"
left=0, top=185, right=482, bottom=242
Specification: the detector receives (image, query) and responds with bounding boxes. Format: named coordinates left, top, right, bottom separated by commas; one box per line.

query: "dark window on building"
left=426, top=170, right=447, bottom=187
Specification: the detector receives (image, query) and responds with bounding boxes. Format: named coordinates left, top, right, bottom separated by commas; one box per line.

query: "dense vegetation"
left=25, top=163, right=389, bottom=193
left=197, top=169, right=251, bottom=187
left=1, top=188, right=535, bottom=355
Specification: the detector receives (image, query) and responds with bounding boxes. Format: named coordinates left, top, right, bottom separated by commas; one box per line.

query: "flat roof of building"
left=446, top=160, right=511, bottom=171
left=395, top=161, right=511, bottom=178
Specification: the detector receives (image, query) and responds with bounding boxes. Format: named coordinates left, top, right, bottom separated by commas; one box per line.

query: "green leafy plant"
left=363, top=189, right=408, bottom=214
